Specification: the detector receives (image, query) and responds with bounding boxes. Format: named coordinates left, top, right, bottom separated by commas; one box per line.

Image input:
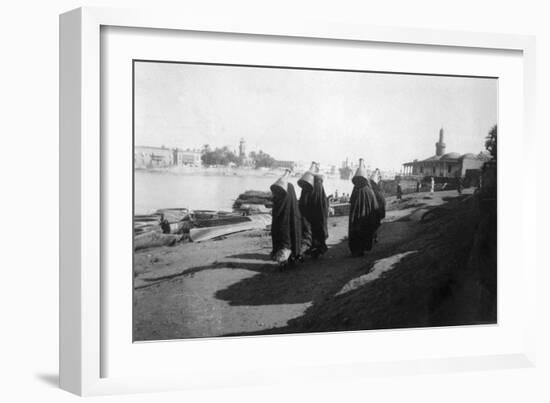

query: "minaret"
left=435, top=128, right=446, bottom=156
left=239, top=138, right=246, bottom=159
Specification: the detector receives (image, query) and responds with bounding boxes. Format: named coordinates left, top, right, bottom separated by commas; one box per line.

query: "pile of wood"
left=233, top=190, right=273, bottom=212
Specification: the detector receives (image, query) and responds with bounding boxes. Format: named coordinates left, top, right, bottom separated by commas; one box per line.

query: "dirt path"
left=133, top=189, right=475, bottom=341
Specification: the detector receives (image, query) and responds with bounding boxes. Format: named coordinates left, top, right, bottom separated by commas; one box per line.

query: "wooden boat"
left=134, top=208, right=191, bottom=235
left=237, top=203, right=271, bottom=214
left=189, top=210, right=253, bottom=228
left=233, top=190, right=273, bottom=210
left=134, top=214, right=162, bottom=235
left=191, top=210, right=218, bottom=220
left=189, top=214, right=271, bottom=242
left=330, top=202, right=351, bottom=217
left=134, top=221, right=162, bottom=235
left=134, top=214, right=160, bottom=222
left=156, top=208, right=190, bottom=222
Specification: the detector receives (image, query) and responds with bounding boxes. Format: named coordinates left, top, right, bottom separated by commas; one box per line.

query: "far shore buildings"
left=402, top=128, right=491, bottom=179
left=135, top=138, right=300, bottom=170
left=272, top=160, right=297, bottom=170
left=134, top=146, right=202, bottom=168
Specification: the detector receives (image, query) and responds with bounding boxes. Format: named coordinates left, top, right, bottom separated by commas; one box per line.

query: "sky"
left=134, top=61, right=497, bottom=171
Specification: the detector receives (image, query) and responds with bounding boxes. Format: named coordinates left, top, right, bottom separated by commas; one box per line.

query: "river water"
left=135, top=170, right=355, bottom=214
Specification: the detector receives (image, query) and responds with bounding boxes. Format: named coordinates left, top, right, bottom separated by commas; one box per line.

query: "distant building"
left=135, top=146, right=202, bottom=168
left=402, top=128, right=491, bottom=178
left=238, top=138, right=252, bottom=166
left=273, top=160, right=297, bottom=170
left=134, top=146, right=173, bottom=168
left=175, top=148, right=202, bottom=166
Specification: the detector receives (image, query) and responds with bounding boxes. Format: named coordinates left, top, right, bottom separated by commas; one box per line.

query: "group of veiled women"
left=270, top=159, right=385, bottom=267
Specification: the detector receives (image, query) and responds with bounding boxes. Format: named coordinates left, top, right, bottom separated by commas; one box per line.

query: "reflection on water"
left=135, top=171, right=355, bottom=214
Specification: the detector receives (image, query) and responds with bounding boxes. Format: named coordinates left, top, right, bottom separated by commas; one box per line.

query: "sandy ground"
left=133, top=188, right=494, bottom=341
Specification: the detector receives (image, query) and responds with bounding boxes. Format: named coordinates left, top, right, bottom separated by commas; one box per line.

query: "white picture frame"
left=59, top=6, right=537, bottom=396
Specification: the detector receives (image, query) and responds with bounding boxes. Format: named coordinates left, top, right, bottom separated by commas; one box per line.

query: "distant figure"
left=348, top=159, right=380, bottom=257
left=430, top=176, right=435, bottom=194
left=298, top=162, right=329, bottom=258
left=416, top=180, right=421, bottom=193
left=270, top=169, right=302, bottom=267
left=457, top=177, right=463, bottom=195
left=396, top=182, right=402, bottom=201
left=334, top=189, right=339, bottom=200
left=159, top=214, right=171, bottom=234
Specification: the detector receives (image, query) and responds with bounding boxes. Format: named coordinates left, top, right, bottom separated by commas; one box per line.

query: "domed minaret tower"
left=435, top=128, right=446, bottom=157
left=239, top=138, right=246, bottom=159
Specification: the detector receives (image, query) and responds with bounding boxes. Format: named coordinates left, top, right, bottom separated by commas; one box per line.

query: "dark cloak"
left=299, top=176, right=329, bottom=251
left=271, top=183, right=302, bottom=259
left=369, top=179, right=386, bottom=220
left=348, top=182, right=380, bottom=255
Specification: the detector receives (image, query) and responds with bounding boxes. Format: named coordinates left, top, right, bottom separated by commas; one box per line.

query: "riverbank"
left=133, top=187, right=496, bottom=341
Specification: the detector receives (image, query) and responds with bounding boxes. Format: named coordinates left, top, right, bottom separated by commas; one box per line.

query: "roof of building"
left=422, top=155, right=441, bottom=161
left=404, top=151, right=491, bottom=165
left=441, top=152, right=461, bottom=159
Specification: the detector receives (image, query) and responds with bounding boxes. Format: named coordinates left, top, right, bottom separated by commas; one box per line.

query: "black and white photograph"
left=132, top=60, right=497, bottom=341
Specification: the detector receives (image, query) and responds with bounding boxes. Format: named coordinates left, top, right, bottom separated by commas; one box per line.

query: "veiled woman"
left=298, top=162, right=329, bottom=258
left=368, top=168, right=386, bottom=243
left=270, top=169, right=303, bottom=266
left=348, top=159, right=380, bottom=257
left=369, top=168, right=386, bottom=222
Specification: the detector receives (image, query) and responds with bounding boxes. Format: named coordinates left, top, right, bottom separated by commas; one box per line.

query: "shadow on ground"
left=221, top=195, right=496, bottom=337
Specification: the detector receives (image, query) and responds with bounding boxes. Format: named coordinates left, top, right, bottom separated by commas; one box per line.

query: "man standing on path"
left=396, top=182, right=402, bottom=201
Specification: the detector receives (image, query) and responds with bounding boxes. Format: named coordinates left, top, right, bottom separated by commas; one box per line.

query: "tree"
left=248, top=150, right=275, bottom=168
left=201, top=145, right=239, bottom=166
left=485, top=125, right=497, bottom=160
